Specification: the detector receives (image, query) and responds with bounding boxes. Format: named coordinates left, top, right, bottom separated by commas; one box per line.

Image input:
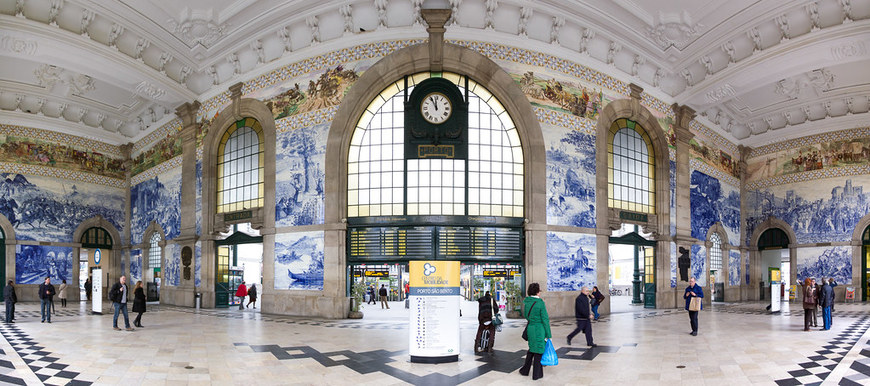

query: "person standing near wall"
left=84, top=277, right=92, bottom=301
left=803, top=278, right=815, bottom=332
left=590, top=286, right=605, bottom=321
left=684, top=277, right=704, bottom=336
left=38, top=277, right=55, bottom=323
left=811, top=279, right=820, bottom=327
left=58, top=280, right=68, bottom=308
left=132, top=280, right=146, bottom=328
left=379, top=284, right=390, bottom=309
left=110, top=276, right=134, bottom=331
left=4, top=281, right=16, bottom=323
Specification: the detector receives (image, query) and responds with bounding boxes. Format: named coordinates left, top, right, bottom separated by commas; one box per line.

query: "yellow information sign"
left=409, top=261, right=460, bottom=294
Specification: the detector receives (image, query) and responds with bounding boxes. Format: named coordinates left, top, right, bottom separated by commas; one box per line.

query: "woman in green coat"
left=519, top=282, right=551, bottom=380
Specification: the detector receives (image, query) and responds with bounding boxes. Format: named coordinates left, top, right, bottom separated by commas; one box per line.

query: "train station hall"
left=1, top=0, right=870, bottom=384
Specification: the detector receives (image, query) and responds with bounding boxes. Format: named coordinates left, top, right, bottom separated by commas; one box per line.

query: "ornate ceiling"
left=1, top=0, right=868, bottom=149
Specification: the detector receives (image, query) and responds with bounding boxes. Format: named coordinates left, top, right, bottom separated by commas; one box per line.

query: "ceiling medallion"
left=774, top=68, right=835, bottom=100
left=34, top=64, right=95, bottom=96
left=167, top=9, right=229, bottom=48
left=646, top=11, right=703, bottom=50
left=0, top=34, right=37, bottom=55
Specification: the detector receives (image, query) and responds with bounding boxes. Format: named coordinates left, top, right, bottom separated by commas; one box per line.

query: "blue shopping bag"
left=541, top=339, right=558, bottom=366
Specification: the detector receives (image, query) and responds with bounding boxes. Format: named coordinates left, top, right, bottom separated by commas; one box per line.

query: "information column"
left=409, top=261, right=460, bottom=363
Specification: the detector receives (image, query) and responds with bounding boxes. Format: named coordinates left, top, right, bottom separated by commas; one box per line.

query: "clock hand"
left=430, top=96, right=438, bottom=111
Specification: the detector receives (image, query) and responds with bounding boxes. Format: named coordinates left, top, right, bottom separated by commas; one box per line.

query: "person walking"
left=567, top=287, right=596, bottom=347
left=38, top=277, right=55, bottom=323
left=590, top=286, right=605, bottom=321
left=235, top=281, right=247, bottom=310
left=684, top=277, right=704, bottom=336
left=84, top=277, right=92, bottom=301
left=367, top=285, right=376, bottom=305
left=828, top=278, right=837, bottom=313
left=110, top=276, right=134, bottom=331
left=474, top=291, right=497, bottom=354
left=246, top=284, right=258, bottom=309
left=819, top=278, right=833, bottom=331
left=811, top=279, right=820, bottom=327
left=518, top=283, right=551, bottom=381
left=132, top=280, right=146, bottom=328
left=58, top=280, right=68, bottom=308
left=802, top=278, right=815, bottom=331
left=4, top=281, right=16, bottom=323
left=379, top=284, right=390, bottom=309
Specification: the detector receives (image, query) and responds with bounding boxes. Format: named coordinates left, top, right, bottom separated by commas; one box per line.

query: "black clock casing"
left=404, top=77, right=468, bottom=160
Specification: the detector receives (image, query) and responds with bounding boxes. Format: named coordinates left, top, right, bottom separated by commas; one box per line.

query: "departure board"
left=348, top=227, right=433, bottom=260
left=348, top=226, right=522, bottom=261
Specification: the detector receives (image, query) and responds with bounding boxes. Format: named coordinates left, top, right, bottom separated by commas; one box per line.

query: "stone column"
left=121, top=143, right=133, bottom=301
left=737, top=145, right=756, bottom=300
left=171, top=101, right=201, bottom=306
left=671, top=104, right=696, bottom=306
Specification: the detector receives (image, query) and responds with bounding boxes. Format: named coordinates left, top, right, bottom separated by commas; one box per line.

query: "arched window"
left=149, top=232, right=162, bottom=272
left=347, top=72, right=523, bottom=218
left=710, top=233, right=722, bottom=272
left=608, top=119, right=655, bottom=214
left=81, top=227, right=113, bottom=249
left=217, top=117, right=265, bottom=213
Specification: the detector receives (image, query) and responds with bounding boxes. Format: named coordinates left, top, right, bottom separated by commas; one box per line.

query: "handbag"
left=689, top=296, right=701, bottom=312
left=493, top=313, right=503, bottom=326
left=541, top=339, right=558, bottom=366
left=521, top=301, right=537, bottom=341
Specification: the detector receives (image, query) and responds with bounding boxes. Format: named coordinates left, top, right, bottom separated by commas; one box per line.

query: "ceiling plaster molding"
left=740, top=110, right=870, bottom=148
left=646, top=10, right=703, bottom=50
left=33, top=64, right=96, bottom=97
left=831, top=40, right=868, bottom=60
left=166, top=8, right=230, bottom=48
left=0, top=112, right=129, bottom=146
left=0, top=34, right=38, bottom=56
left=773, top=68, right=835, bottom=100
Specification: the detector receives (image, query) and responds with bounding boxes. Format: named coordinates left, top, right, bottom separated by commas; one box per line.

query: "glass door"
left=863, top=226, right=869, bottom=301
left=642, top=246, right=655, bottom=309
left=215, top=245, right=232, bottom=308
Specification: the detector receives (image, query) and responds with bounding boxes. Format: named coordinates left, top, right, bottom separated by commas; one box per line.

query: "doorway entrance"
left=81, top=227, right=113, bottom=301
left=609, top=224, right=656, bottom=310
left=862, top=225, right=870, bottom=301
left=758, top=228, right=790, bottom=300
left=215, top=223, right=263, bottom=308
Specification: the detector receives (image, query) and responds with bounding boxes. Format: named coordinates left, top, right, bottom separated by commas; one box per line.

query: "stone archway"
left=0, top=214, right=15, bottom=296
left=748, top=217, right=797, bottom=301
left=325, top=41, right=547, bottom=316
left=72, top=216, right=124, bottom=302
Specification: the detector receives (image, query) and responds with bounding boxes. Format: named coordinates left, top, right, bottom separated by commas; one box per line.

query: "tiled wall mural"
left=513, top=71, right=607, bottom=120
left=130, top=129, right=182, bottom=177
left=195, top=242, right=201, bottom=287
left=130, top=166, right=182, bottom=245
left=729, top=250, right=741, bottom=286
left=691, top=244, right=707, bottom=286
left=274, top=231, right=324, bottom=290
left=796, top=246, right=852, bottom=285
left=129, top=249, right=142, bottom=284
left=0, top=173, right=124, bottom=242
left=670, top=160, right=676, bottom=237
left=0, top=127, right=125, bottom=179
left=747, top=128, right=870, bottom=181
left=543, top=123, right=596, bottom=227
left=689, top=137, right=739, bottom=179
left=546, top=232, right=596, bottom=291
left=164, top=243, right=180, bottom=287
left=746, top=176, right=870, bottom=244
left=15, top=245, right=73, bottom=284
left=690, top=170, right=741, bottom=246
left=745, top=251, right=750, bottom=285
left=275, top=123, right=327, bottom=227
left=195, top=160, right=202, bottom=236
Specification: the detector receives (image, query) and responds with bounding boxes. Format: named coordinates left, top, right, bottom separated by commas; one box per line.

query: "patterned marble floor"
left=0, top=300, right=868, bottom=385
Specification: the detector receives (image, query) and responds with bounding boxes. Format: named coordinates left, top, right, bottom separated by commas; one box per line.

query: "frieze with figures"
left=747, top=131, right=870, bottom=183
left=0, top=129, right=125, bottom=179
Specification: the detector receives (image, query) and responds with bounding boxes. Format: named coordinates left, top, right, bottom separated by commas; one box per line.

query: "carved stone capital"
left=175, top=101, right=201, bottom=128
left=422, top=9, right=451, bottom=72
left=628, top=83, right=644, bottom=100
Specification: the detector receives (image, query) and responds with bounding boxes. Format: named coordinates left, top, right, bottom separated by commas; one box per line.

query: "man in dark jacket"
left=567, top=287, right=595, bottom=347
left=819, top=278, right=834, bottom=331
left=109, top=275, right=134, bottom=331
left=4, top=281, right=16, bottom=323
left=38, top=277, right=55, bottom=323
left=379, top=284, right=389, bottom=309
left=474, top=291, right=497, bottom=353
left=684, top=277, right=704, bottom=336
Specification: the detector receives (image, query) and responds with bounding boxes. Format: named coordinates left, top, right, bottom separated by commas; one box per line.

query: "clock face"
left=420, top=92, right=452, bottom=124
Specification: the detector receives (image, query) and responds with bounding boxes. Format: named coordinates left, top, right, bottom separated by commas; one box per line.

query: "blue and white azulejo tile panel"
left=15, top=245, right=73, bottom=284
left=543, top=123, right=596, bottom=228
left=546, top=231, right=596, bottom=291
left=728, top=250, right=741, bottom=286
left=690, top=170, right=740, bottom=246
left=130, top=166, right=182, bottom=245
left=275, top=231, right=324, bottom=291
left=691, top=244, right=707, bottom=287
left=796, top=246, right=852, bottom=285
left=275, top=123, right=327, bottom=227
left=129, top=249, right=142, bottom=284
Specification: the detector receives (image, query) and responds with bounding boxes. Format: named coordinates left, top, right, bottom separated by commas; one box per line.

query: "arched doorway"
left=758, top=228, right=790, bottom=301
left=80, top=227, right=114, bottom=300
left=215, top=223, right=262, bottom=308
left=863, top=225, right=870, bottom=301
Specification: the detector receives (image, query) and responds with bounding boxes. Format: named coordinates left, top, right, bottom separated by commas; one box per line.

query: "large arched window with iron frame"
left=345, top=72, right=526, bottom=293
left=608, top=119, right=655, bottom=214
left=217, top=117, right=265, bottom=214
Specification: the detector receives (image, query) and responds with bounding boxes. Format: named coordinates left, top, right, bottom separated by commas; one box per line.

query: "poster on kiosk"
left=409, top=261, right=460, bottom=363
left=769, top=268, right=781, bottom=313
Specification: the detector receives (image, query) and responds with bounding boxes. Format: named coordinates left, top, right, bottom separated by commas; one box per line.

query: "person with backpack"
left=474, top=291, right=498, bottom=353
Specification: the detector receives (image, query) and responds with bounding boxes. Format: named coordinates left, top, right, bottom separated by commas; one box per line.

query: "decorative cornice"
left=0, top=162, right=125, bottom=189
left=0, top=123, right=122, bottom=157
left=130, top=155, right=183, bottom=186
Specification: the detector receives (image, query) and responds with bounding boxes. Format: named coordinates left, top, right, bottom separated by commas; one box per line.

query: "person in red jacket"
left=235, top=281, right=247, bottom=310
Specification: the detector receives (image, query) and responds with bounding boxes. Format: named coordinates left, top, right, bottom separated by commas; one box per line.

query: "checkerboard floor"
left=0, top=300, right=867, bottom=384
